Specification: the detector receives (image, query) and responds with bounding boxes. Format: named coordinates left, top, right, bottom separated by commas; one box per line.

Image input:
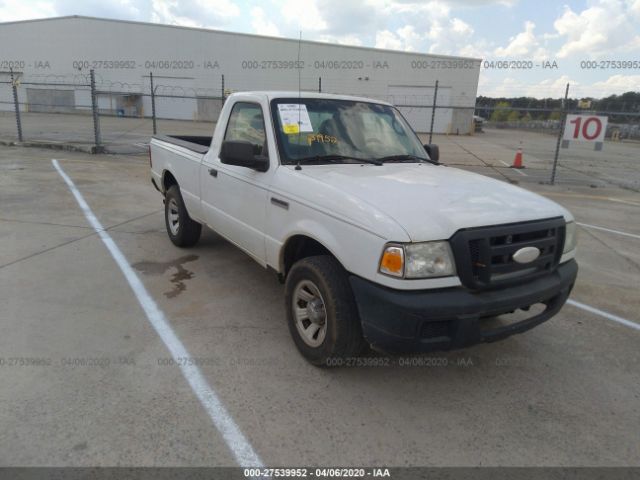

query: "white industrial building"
left=0, top=16, right=481, bottom=133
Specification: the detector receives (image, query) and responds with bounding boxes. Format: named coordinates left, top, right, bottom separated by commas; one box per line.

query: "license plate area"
left=479, top=302, right=547, bottom=332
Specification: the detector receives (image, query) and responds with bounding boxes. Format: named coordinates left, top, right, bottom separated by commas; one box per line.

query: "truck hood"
left=295, top=163, right=571, bottom=241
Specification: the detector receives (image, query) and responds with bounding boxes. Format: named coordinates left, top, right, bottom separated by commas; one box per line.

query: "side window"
left=224, top=102, right=267, bottom=156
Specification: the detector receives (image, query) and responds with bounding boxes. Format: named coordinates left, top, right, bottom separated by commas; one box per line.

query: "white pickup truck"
left=150, top=91, right=578, bottom=366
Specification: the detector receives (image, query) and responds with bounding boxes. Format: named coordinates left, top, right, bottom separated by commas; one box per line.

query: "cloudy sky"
left=1, top=0, right=639, bottom=98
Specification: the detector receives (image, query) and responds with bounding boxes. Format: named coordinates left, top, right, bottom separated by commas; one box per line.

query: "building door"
left=144, top=75, right=197, bottom=120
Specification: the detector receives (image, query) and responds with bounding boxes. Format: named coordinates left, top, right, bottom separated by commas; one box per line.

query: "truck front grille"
left=450, top=217, right=566, bottom=290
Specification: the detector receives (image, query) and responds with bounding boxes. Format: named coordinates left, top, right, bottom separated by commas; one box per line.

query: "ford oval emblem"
left=512, top=246, right=541, bottom=264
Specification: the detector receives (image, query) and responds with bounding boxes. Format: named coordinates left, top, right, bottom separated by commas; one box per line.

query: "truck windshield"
left=270, top=98, right=428, bottom=165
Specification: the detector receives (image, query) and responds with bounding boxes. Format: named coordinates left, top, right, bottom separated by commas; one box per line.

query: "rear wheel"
left=285, top=255, right=366, bottom=366
left=164, top=185, right=201, bottom=247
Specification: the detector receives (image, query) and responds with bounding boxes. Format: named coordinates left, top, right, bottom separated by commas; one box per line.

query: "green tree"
left=507, top=110, right=521, bottom=122
left=490, top=101, right=511, bottom=122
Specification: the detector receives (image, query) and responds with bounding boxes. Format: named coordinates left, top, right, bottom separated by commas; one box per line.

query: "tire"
left=285, top=255, right=366, bottom=367
left=164, top=185, right=202, bottom=248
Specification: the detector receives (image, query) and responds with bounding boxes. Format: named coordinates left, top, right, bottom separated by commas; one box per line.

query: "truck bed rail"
left=152, top=135, right=211, bottom=154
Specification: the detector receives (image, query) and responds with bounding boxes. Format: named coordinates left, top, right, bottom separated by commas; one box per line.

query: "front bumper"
left=349, top=259, right=578, bottom=354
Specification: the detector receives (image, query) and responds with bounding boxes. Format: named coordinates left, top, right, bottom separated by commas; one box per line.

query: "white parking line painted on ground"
left=541, top=192, right=640, bottom=208
left=499, top=159, right=527, bottom=176
left=568, top=299, right=640, bottom=332
left=577, top=222, right=640, bottom=240
left=52, top=159, right=263, bottom=468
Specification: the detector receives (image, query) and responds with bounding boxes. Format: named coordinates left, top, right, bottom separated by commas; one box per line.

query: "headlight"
left=563, top=221, right=577, bottom=253
left=379, top=241, right=456, bottom=279
left=405, top=241, right=456, bottom=278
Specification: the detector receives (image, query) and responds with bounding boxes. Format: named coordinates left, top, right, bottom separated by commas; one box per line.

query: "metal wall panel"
left=0, top=16, right=481, bottom=132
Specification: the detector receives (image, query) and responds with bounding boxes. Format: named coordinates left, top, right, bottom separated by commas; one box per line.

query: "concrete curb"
left=0, top=139, right=105, bottom=154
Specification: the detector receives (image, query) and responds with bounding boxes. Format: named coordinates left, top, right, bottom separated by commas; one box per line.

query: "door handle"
left=208, top=168, right=218, bottom=178
left=270, top=197, right=289, bottom=210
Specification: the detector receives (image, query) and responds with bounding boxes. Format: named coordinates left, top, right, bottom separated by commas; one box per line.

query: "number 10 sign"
left=562, top=114, right=608, bottom=151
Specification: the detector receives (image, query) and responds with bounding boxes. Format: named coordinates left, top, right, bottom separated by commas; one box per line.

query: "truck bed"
left=152, top=135, right=211, bottom=154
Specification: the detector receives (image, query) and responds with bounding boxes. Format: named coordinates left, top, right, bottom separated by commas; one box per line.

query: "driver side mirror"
left=423, top=144, right=439, bottom=163
left=220, top=140, right=269, bottom=172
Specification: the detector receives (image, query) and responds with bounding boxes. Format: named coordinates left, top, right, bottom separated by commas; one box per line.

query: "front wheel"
left=164, top=185, right=202, bottom=247
left=285, top=256, right=366, bottom=366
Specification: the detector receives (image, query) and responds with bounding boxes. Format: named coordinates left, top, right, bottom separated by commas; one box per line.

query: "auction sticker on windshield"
left=277, top=103, right=313, bottom=134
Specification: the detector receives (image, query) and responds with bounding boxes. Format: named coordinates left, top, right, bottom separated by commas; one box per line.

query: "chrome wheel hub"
left=292, top=280, right=327, bottom=348
left=167, top=198, right=180, bottom=236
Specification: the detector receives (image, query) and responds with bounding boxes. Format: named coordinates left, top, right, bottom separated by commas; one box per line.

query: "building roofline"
left=0, top=15, right=482, bottom=62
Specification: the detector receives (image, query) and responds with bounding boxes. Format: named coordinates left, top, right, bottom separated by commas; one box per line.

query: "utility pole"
left=428, top=80, right=439, bottom=144
left=10, top=69, right=23, bottom=142
left=89, top=69, right=102, bottom=153
left=221, top=74, right=225, bottom=105
left=550, top=83, right=570, bottom=185
left=150, top=72, right=157, bottom=135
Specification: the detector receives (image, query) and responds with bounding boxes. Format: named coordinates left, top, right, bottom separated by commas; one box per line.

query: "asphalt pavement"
left=1, top=146, right=638, bottom=468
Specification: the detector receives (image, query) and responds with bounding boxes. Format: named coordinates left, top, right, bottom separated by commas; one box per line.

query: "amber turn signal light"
left=379, top=246, right=404, bottom=277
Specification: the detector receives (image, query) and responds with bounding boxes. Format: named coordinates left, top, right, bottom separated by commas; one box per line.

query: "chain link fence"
left=476, top=105, right=640, bottom=140
left=470, top=89, right=640, bottom=190
left=1, top=71, right=638, bottom=190
left=0, top=70, right=226, bottom=154
left=0, top=71, right=486, bottom=154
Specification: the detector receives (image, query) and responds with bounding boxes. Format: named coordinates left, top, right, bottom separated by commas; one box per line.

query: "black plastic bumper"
left=349, top=259, right=578, bottom=354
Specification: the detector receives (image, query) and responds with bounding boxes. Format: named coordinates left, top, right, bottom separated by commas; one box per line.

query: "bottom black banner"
left=0, top=468, right=638, bottom=480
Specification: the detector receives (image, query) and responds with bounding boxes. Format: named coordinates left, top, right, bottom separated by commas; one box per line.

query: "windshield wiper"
left=294, top=154, right=383, bottom=166
left=377, top=154, right=439, bottom=165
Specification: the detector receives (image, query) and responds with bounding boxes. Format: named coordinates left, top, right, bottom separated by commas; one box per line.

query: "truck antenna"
left=296, top=30, right=303, bottom=170
left=297, top=30, right=302, bottom=99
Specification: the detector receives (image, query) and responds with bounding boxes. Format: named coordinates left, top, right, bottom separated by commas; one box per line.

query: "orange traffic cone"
left=510, top=146, right=524, bottom=169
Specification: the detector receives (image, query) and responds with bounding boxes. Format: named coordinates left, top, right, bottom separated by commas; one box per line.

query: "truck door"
left=200, top=101, right=272, bottom=265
